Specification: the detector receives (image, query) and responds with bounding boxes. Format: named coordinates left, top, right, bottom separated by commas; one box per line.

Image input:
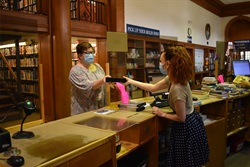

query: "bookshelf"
left=1, top=0, right=38, bottom=13
left=0, top=39, right=40, bottom=112
left=71, top=43, right=78, bottom=66
left=108, top=35, right=217, bottom=101
left=145, top=41, right=161, bottom=69
left=126, top=38, right=145, bottom=99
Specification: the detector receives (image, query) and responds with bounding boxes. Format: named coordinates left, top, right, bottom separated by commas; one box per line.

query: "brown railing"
left=0, top=0, right=105, bottom=24
left=0, top=0, right=44, bottom=14
left=70, top=0, right=106, bottom=25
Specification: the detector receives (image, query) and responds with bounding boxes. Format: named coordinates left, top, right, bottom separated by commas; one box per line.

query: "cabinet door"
left=67, top=142, right=114, bottom=167
left=205, top=118, right=226, bottom=167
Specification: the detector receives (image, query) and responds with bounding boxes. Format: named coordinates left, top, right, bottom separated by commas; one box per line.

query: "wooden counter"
left=0, top=121, right=116, bottom=167
left=0, top=110, right=157, bottom=167
left=1, top=91, right=248, bottom=167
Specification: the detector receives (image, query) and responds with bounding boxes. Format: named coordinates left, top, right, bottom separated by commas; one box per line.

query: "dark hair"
left=76, top=42, right=93, bottom=55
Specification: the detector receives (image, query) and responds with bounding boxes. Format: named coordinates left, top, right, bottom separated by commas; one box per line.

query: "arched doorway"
left=225, top=16, right=250, bottom=60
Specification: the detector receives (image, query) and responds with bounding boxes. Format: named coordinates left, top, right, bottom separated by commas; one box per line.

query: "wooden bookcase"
left=108, top=34, right=217, bottom=102
left=182, top=43, right=216, bottom=88
left=0, top=37, right=40, bottom=119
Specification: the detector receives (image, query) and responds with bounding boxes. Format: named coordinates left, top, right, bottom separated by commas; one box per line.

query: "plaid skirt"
left=166, top=110, right=209, bottom=167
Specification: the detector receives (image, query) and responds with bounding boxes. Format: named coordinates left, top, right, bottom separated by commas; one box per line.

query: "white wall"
left=124, top=0, right=249, bottom=47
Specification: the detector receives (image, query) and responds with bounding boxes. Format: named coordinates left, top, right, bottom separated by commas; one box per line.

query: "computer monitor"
left=145, top=68, right=168, bottom=97
left=232, top=60, right=250, bottom=76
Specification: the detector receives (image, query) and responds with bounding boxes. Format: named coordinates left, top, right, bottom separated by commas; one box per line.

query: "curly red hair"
left=164, top=46, right=194, bottom=85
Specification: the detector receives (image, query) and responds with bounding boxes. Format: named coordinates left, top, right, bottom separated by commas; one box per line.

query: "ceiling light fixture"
left=0, top=42, right=26, bottom=49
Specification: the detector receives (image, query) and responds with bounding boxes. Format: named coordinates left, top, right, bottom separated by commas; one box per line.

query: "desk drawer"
left=68, top=142, right=113, bottom=167
left=139, top=117, right=156, bottom=143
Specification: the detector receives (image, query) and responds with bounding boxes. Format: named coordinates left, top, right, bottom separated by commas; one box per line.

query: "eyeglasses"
left=83, top=51, right=95, bottom=54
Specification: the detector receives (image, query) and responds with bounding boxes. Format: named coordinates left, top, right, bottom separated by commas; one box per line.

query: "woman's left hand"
left=152, top=106, right=166, bottom=117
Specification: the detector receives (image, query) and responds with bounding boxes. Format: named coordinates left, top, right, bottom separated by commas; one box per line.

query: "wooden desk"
left=0, top=121, right=116, bottom=167
left=2, top=92, right=247, bottom=167
left=0, top=110, right=157, bottom=167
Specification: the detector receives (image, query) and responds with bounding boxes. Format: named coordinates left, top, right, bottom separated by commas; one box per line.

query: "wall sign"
left=187, top=35, right=192, bottom=43
left=126, top=24, right=160, bottom=38
left=234, top=40, right=250, bottom=50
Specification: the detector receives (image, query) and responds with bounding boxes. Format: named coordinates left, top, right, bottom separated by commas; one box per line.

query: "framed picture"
left=205, top=23, right=211, bottom=40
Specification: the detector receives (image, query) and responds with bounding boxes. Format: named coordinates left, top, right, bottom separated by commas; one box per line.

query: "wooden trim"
left=71, top=20, right=107, bottom=38
left=6, top=119, right=43, bottom=133
left=38, top=33, right=55, bottom=122
left=39, top=64, right=45, bottom=123
left=191, top=0, right=250, bottom=17
left=51, top=0, right=71, bottom=119
left=191, top=0, right=223, bottom=16
left=222, top=2, right=250, bottom=17
left=109, top=0, right=124, bottom=32
left=0, top=10, right=48, bottom=32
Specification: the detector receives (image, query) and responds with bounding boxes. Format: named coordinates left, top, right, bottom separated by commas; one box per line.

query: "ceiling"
left=191, top=0, right=250, bottom=17
left=220, top=0, right=250, bottom=4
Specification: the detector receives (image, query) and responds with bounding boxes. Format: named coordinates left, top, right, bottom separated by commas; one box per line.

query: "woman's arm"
left=123, top=76, right=168, bottom=92
left=92, top=75, right=110, bottom=90
left=152, top=100, right=186, bottom=122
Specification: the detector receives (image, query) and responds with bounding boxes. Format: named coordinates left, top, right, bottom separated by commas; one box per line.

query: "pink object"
left=116, top=82, right=129, bottom=104
left=117, top=118, right=126, bottom=127
left=217, top=75, right=224, bottom=83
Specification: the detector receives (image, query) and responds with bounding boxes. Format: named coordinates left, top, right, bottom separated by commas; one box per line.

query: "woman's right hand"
left=103, top=75, right=111, bottom=84
left=123, top=76, right=132, bottom=85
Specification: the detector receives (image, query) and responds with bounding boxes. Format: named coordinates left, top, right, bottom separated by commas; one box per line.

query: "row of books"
left=0, top=71, right=17, bottom=80
left=0, top=57, right=38, bottom=67
left=0, top=69, right=38, bottom=81
left=21, top=84, right=39, bottom=95
left=0, top=44, right=38, bottom=56
left=1, top=0, right=37, bottom=13
left=20, top=69, right=39, bottom=81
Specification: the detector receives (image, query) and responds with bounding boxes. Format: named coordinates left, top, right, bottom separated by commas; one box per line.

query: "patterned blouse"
left=69, top=63, right=106, bottom=115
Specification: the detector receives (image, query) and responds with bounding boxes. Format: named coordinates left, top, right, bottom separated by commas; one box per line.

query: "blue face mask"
left=83, top=53, right=94, bottom=64
left=159, top=62, right=167, bottom=75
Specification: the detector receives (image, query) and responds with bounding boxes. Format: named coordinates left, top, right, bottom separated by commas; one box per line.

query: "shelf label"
left=126, top=24, right=160, bottom=38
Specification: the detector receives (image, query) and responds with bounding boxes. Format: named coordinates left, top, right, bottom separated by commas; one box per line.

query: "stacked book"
left=209, top=90, right=229, bottom=98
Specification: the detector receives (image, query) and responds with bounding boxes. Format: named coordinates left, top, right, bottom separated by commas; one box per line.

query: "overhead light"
left=0, top=42, right=26, bottom=49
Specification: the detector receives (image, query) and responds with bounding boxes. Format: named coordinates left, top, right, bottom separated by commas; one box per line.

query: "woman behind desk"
left=124, top=46, right=209, bottom=167
left=69, top=42, right=109, bottom=115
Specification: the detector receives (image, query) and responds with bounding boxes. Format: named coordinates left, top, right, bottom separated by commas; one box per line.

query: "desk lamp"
left=12, top=100, right=36, bottom=139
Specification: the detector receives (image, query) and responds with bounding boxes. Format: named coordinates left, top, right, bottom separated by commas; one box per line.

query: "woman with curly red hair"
left=124, top=46, right=209, bottom=167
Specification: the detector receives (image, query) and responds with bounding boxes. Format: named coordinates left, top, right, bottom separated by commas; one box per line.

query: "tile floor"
left=225, top=141, right=250, bottom=167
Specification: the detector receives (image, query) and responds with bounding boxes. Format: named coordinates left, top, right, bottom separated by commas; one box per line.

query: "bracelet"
left=162, top=113, right=167, bottom=118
